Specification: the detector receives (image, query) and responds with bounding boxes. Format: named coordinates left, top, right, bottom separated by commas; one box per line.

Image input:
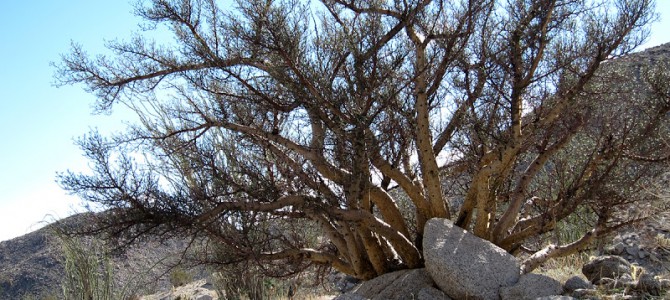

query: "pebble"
left=614, top=243, right=625, bottom=255
left=625, top=245, right=639, bottom=256
left=572, top=288, right=598, bottom=299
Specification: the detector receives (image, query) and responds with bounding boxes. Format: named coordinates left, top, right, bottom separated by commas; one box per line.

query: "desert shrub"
left=169, top=267, right=193, bottom=287
left=211, top=263, right=301, bottom=300
left=534, top=252, right=592, bottom=284
left=59, top=235, right=115, bottom=300
left=56, top=233, right=140, bottom=300
left=212, top=264, right=266, bottom=300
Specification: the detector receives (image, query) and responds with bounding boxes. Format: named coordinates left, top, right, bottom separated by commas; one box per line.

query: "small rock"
left=499, top=273, right=562, bottom=300
left=602, top=295, right=635, bottom=300
left=200, top=282, right=215, bottom=290
left=595, top=277, right=637, bottom=291
left=595, top=277, right=617, bottom=287
left=571, top=288, right=598, bottom=299
left=636, top=272, right=662, bottom=296
left=329, top=272, right=360, bottom=293
left=659, top=278, right=670, bottom=289
left=638, top=250, right=646, bottom=259
left=564, top=276, right=594, bottom=293
left=613, top=243, right=625, bottom=255
left=618, top=273, right=634, bottom=284
left=333, top=294, right=368, bottom=300
left=625, top=245, right=639, bottom=256
left=535, top=297, right=577, bottom=300
left=582, top=256, right=632, bottom=283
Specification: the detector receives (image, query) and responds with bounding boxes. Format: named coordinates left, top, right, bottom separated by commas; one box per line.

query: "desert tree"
left=55, top=0, right=668, bottom=279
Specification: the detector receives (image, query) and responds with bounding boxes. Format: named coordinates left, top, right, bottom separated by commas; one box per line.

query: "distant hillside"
left=0, top=212, right=200, bottom=299
left=629, top=42, right=670, bottom=62
left=0, top=220, right=63, bottom=298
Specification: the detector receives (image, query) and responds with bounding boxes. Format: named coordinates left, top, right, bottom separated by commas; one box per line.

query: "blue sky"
left=0, top=1, right=669, bottom=242
left=0, top=1, right=143, bottom=241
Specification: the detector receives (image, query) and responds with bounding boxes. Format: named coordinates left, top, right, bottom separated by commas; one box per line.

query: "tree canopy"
left=56, top=0, right=669, bottom=279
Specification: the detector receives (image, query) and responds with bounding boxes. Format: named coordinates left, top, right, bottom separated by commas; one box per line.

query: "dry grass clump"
left=533, top=252, right=592, bottom=284
left=210, top=264, right=335, bottom=300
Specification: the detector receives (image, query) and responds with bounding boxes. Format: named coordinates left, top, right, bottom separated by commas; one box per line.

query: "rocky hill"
left=0, top=221, right=63, bottom=298
left=0, top=212, right=200, bottom=299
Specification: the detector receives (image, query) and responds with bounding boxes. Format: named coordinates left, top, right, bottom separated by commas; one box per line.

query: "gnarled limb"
left=407, top=26, right=449, bottom=220
left=258, top=248, right=355, bottom=275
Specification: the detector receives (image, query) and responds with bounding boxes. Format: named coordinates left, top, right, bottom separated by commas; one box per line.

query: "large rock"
left=581, top=255, right=631, bottom=283
left=499, top=273, right=563, bottom=300
left=423, top=218, right=520, bottom=300
left=417, top=286, right=452, bottom=300
left=335, top=268, right=438, bottom=300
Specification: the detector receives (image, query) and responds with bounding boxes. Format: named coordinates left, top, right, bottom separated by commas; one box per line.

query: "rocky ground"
left=604, top=212, right=670, bottom=276
left=1, top=211, right=669, bottom=299
left=332, top=217, right=670, bottom=300
left=141, top=212, right=670, bottom=300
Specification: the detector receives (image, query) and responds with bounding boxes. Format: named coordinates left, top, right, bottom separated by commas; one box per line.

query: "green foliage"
left=57, top=233, right=142, bottom=300
left=59, top=235, right=116, bottom=300
left=212, top=265, right=266, bottom=300
left=553, top=207, right=598, bottom=245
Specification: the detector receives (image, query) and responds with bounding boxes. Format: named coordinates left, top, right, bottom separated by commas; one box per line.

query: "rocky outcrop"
left=499, top=273, right=562, bottom=300
left=423, top=218, right=520, bottom=300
